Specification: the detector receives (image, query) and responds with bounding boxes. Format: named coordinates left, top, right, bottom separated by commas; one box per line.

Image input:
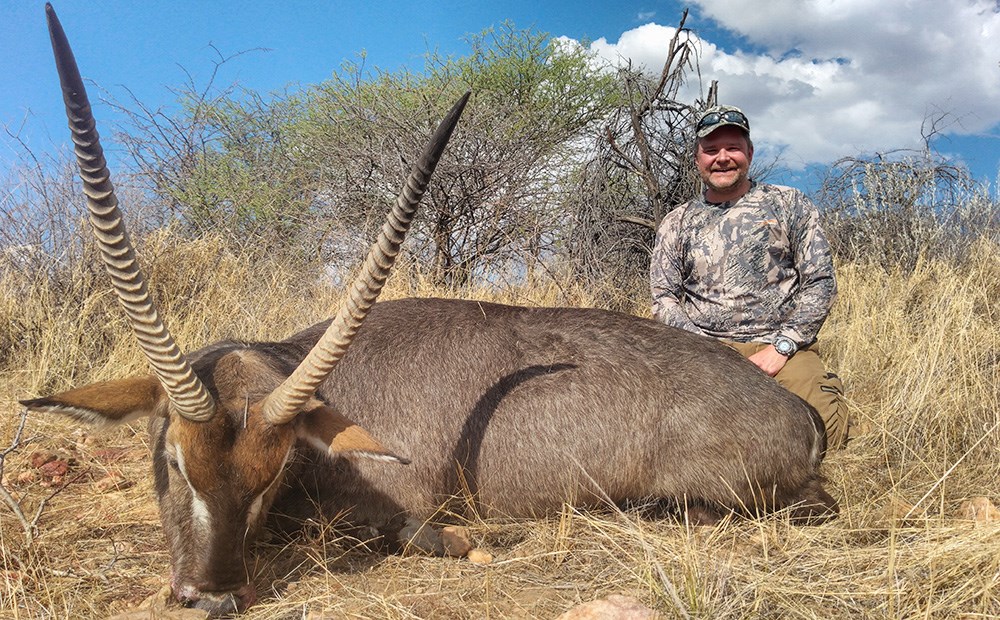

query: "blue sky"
left=3, top=0, right=999, bottom=194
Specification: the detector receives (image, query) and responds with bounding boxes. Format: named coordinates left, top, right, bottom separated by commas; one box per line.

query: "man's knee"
left=777, top=352, right=851, bottom=449
left=816, top=372, right=850, bottom=449
left=727, top=342, right=852, bottom=448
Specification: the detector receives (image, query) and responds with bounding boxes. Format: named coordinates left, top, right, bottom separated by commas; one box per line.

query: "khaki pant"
left=724, top=341, right=851, bottom=450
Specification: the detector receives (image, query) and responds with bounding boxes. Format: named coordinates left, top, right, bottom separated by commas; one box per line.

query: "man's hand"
left=748, top=345, right=789, bottom=377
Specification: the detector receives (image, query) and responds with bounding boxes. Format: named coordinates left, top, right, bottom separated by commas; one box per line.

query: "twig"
left=1, top=409, right=88, bottom=547
left=0, top=408, right=40, bottom=545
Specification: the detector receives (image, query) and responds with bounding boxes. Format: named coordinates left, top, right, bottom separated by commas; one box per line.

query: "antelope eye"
left=164, top=451, right=180, bottom=472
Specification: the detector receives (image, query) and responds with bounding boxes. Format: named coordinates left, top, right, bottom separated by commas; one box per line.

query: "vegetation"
left=1, top=18, right=998, bottom=619
left=118, top=23, right=627, bottom=287
left=111, top=18, right=715, bottom=294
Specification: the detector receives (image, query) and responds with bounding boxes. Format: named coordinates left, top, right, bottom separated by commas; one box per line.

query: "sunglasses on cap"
left=696, top=110, right=750, bottom=133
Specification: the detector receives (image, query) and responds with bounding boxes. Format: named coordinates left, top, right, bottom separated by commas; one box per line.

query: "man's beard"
left=703, top=168, right=746, bottom=192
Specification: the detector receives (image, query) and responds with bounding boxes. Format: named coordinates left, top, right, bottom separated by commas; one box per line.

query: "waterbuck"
left=22, top=4, right=838, bottom=616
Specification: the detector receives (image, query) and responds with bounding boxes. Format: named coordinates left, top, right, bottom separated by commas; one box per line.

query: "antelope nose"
left=175, top=582, right=257, bottom=616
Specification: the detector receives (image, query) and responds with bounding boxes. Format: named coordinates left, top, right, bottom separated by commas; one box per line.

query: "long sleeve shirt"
left=650, top=182, right=837, bottom=347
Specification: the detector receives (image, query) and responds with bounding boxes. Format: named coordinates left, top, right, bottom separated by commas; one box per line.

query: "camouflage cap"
left=696, top=105, right=750, bottom=139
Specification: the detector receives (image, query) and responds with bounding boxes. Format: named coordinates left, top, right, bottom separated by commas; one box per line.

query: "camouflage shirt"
left=650, top=182, right=837, bottom=346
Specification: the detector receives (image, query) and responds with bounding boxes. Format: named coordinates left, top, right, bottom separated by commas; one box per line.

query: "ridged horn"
left=261, top=91, right=470, bottom=425
left=46, top=4, right=216, bottom=422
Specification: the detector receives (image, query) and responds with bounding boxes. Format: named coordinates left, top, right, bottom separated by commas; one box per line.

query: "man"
left=650, top=105, right=850, bottom=449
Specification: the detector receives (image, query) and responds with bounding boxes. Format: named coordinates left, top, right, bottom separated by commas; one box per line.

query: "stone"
left=958, top=497, right=1000, bottom=525
left=106, top=585, right=209, bottom=619
left=37, top=459, right=70, bottom=486
left=886, top=494, right=925, bottom=526
left=94, top=472, right=134, bottom=493
left=440, top=526, right=473, bottom=557
left=556, top=595, right=661, bottom=620
left=398, top=518, right=444, bottom=555
left=29, top=450, right=57, bottom=469
left=467, top=548, right=494, bottom=565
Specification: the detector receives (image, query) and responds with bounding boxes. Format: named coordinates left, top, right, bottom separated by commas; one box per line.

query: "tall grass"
left=1, top=218, right=998, bottom=617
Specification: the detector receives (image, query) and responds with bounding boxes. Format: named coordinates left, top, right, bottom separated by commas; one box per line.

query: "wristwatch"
left=773, top=335, right=798, bottom=357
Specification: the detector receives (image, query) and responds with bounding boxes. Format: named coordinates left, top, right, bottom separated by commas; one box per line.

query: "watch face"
left=775, top=338, right=793, bottom=355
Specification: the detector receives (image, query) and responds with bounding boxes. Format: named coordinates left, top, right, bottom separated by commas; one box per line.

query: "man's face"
left=695, top=126, right=753, bottom=196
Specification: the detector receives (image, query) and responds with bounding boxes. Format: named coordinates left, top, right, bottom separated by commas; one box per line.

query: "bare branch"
left=563, top=9, right=707, bottom=297
left=0, top=409, right=41, bottom=545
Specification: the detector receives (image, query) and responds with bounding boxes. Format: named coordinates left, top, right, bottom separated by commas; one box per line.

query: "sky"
left=3, top=0, right=1000, bottom=194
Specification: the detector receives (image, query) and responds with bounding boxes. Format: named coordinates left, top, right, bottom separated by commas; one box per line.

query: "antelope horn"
left=46, top=4, right=216, bottom=422
left=262, top=91, right=470, bottom=425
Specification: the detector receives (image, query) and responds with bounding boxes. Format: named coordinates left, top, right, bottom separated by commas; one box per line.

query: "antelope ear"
left=20, top=376, right=169, bottom=427
left=296, top=404, right=410, bottom=465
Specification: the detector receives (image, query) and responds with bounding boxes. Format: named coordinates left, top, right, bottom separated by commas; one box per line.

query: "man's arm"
left=780, top=190, right=838, bottom=346
left=747, top=190, right=836, bottom=377
left=650, top=208, right=709, bottom=336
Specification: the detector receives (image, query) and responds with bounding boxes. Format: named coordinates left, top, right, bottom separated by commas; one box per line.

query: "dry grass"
left=1, top=232, right=998, bottom=619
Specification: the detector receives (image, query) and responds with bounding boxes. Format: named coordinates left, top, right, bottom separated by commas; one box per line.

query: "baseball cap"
left=696, top=105, right=750, bottom=138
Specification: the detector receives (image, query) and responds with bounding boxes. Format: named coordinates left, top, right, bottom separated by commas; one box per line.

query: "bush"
left=817, top=150, right=999, bottom=272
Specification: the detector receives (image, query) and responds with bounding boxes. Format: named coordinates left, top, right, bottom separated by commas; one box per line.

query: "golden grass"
left=1, top=232, right=998, bottom=619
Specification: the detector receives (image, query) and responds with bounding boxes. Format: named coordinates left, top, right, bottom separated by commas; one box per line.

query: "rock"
left=441, top=526, right=473, bottom=557
left=106, top=585, right=209, bottom=620
left=398, top=518, right=444, bottom=555
left=73, top=429, right=97, bottom=450
left=886, top=494, right=925, bottom=526
left=29, top=450, right=57, bottom=469
left=92, top=448, right=130, bottom=464
left=37, top=459, right=70, bottom=486
left=556, top=595, right=661, bottom=620
left=467, top=548, right=494, bottom=565
left=0, top=570, right=24, bottom=588
left=15, top=470, right=38, bottom=485
left=38, top=460, right=69, bottom=477
left=94, top=472, right=134, bottom=493
left=958, top=497, right=1000, bottom=525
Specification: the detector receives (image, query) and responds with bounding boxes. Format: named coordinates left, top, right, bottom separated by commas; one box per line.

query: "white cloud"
left=576, top=0, right=1000, bottom=169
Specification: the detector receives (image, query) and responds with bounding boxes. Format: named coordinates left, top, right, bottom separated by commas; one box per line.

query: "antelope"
left=23, top=5, right=838, bottom=616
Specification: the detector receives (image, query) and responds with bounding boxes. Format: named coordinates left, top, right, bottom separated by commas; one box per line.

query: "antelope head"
left=21, top=5, right=468, bottom=615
